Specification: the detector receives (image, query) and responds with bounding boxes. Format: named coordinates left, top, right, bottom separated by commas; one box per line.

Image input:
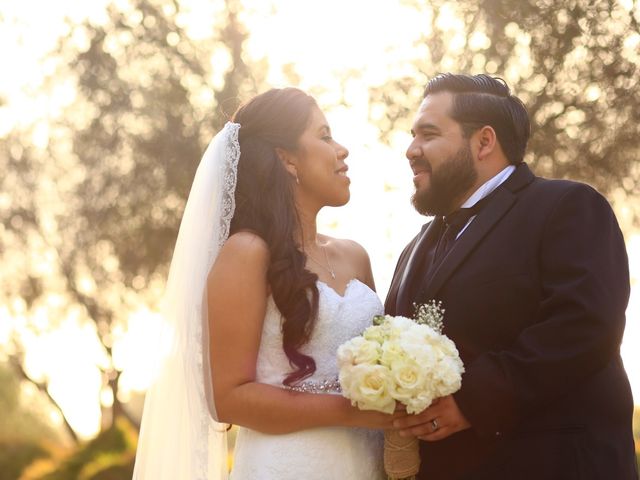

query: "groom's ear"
left=474, top=126, right=498, bottom=161
left=275, top=147, right=299, bottom=178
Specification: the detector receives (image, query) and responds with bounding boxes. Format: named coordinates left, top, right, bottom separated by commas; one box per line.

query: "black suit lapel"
left=419, top=163, right=535, bottom=302
left=420, top=188, right=516, bottom=301
left=385, top=228, right=425, bottom=313
left=393, top=218, right=442, bottom=315
left=385, top=237, right=420, bottom=314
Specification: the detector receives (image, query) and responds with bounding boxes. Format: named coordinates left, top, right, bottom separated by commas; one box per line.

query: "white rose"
left=340, top=364, right=396, bottom=414
left=402, top=341, right=438, bottom=367
left=337, top=339, right=359, bottom=367
left=388, top=316, right=414, bottom=332
left=354, top=339, right=381, bottom=364
left=375, top=318, right=402, bottom=341
left=432, top=356, right=464, bottom=396
left=337, top=337, right=381, bottom=366
left=435, top=335, right=459, bottom=358
left=362, top=325, right=385, bottom=344
left=406, top=390, right=435, bottom=414
left=380, top=340, right=406, bottom=367
left=406, top=323, right=440, bottom=343
left=388, top=358, right=427, bottom=403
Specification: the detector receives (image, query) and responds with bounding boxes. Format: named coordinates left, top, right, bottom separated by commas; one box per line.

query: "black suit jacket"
left=385, top=163, right=638, bottom=479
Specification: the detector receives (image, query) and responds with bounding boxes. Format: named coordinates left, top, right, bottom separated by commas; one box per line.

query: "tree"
left=369, top=0, right=640, bottom=212
left=0, top=0, right=263, bottom=439
left=0, top=362, right=58, bottom=480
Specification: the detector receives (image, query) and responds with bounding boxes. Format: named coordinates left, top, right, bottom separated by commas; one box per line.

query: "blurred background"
left=1, top=0, right=639, bottom=478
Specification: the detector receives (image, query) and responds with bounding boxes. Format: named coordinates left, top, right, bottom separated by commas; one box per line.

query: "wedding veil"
left=132, top=122, right=240, bottom=480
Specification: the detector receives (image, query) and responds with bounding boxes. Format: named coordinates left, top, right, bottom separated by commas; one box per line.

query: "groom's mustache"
left=410, top=158, right=432, bottom=175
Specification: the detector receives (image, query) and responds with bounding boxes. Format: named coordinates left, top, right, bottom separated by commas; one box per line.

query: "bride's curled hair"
left=230, top=88, right=319, bottom=386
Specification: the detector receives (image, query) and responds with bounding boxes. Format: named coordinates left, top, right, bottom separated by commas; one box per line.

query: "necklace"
left=306, top=244, right=336, bottom=279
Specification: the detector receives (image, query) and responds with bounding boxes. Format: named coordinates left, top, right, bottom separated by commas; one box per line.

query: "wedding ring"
left=430, top=419, right=439, bottom=431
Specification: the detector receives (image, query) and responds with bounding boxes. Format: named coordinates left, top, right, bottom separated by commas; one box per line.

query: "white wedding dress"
left=230, top=279, right=385, bottom=480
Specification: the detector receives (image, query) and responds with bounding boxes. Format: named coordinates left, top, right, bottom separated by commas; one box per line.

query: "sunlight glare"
left=115, top=308, right=167, bottom=393
left=20, top=316, right=108, bottom=438
left=435, top=4, right=464, bottom=31
left=469, top=31, right=491, bottom=51
left=585, top=84, right=601, bottom=102
left=0, top=306, right=13, bottom=347
left=242, top=0, right=425, bottom=90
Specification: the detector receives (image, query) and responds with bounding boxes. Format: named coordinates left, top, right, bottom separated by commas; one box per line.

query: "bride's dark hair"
left=230, top=87, right=319, bottom=386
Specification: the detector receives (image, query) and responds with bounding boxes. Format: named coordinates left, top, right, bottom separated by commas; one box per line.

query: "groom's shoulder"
left=528, top=174, right=606, bottom=202
left=526, top=175, right=614, bottom=217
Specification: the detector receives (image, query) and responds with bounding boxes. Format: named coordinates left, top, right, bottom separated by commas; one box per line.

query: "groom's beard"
left=411, top=142, right=478, bottom=217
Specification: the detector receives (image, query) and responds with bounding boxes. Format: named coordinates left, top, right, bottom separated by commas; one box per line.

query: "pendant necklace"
left=306, top=245, right=336, bottom=279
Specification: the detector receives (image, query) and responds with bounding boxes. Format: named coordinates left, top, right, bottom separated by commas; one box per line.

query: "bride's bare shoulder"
left=323, top=235, right=370, bottom=261
left=321, top=235, right=375, bottom=289
left=214, top=231, right=270, bottom=275
left=225, top=231, right=269, bottom=252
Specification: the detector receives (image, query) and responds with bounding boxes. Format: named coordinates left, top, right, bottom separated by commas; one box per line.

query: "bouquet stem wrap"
left=384, top=429, right=419, bottom=479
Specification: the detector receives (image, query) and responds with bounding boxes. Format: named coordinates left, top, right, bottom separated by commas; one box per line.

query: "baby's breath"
left=413, top=301, right=445, bottom=333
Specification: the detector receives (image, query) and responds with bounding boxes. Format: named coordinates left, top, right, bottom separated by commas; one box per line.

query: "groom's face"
left=406, top=92, right=478, bottom=216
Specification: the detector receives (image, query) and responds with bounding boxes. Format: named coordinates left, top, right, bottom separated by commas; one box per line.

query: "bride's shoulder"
left=226, top=230, right=268, bottom=247
left=209, top=231, right=270, bottom=296
left=323, top=235, right=370, bottom=260
left=323, top=236, right=373, bottom=279
left=218, top=231, right=270, bottom=267
left=321, top=235, right=375, bottom=288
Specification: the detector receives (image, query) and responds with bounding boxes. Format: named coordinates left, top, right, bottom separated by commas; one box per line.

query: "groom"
left=385, top=73, right=638, bottom=479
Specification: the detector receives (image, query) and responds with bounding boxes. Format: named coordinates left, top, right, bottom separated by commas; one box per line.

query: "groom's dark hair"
left=424, top=73, right=530, bottom=165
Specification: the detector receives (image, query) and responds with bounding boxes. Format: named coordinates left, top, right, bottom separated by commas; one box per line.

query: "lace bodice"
left=230, top=279, right=385, bottom=480
left=255, top=279, right=383, bottom=387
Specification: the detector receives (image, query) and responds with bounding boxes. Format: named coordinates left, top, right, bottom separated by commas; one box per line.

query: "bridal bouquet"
left=337, top=302, right=464, bottom=480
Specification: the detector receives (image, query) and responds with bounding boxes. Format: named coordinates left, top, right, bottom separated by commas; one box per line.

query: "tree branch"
left=8, top=355, right=79, bottom=444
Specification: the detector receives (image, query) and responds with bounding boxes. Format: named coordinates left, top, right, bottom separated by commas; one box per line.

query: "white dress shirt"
left=456, top=165, right=516, bottom=239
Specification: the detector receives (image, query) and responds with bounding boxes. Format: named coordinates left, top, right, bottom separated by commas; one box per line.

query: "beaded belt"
left=285, top=378, right=342, bottom=394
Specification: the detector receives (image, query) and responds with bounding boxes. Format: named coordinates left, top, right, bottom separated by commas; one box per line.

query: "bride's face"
left=294, top=106, right=350, bottom=208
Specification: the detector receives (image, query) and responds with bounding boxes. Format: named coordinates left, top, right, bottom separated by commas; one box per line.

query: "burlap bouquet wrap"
left=384, top=429, right=419, bottom=479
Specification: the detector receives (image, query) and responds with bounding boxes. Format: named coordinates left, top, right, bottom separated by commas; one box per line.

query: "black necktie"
left=396, top=191, right=497, bottom=315
left=432, top=195, right=491, bottom=267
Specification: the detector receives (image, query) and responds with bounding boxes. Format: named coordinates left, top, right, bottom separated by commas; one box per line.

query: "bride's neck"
left=297, top=206, right=321, bottom=249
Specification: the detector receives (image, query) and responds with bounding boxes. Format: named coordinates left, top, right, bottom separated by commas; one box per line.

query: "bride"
left=132, top=88, right=396, bottom=479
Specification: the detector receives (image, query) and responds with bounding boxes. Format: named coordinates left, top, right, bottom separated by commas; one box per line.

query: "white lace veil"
left=132, top=122, right=240, bottom=480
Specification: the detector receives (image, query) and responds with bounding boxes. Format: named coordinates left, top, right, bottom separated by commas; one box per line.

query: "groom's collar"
left=461, top=165, right=516, bottom=209
left=501, top=162, right=535, bottom=193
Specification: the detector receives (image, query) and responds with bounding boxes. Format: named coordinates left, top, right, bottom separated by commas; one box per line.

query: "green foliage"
left=0, top=363, right=59, bottom=444
left=0, top=443, right=49, bottom=480
left=36, top=417, right=137, bottom=480
left=0, top=363, right=58, bottom=480
left=57, top=0, right=257, bottom=286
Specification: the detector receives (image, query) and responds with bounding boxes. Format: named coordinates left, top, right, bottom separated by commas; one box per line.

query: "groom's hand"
left=393, top=395, right=471, bottom=441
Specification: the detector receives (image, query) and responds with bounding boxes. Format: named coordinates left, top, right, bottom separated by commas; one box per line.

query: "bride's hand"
left=346, top=405, right=407, bottom=430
